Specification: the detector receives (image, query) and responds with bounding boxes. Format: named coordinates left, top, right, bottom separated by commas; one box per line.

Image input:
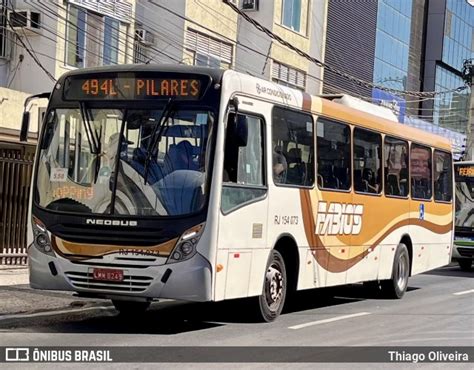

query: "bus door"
left=216, top=97, right=270, bottom=300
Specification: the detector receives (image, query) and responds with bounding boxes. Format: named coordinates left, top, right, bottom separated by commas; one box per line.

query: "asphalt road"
left=0, top=264, right=472, bottom=366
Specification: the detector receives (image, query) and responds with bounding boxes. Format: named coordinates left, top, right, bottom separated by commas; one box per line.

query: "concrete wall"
left=235, top=0, right=326, bottom=95
left=0, top=86, right=46, bottom=135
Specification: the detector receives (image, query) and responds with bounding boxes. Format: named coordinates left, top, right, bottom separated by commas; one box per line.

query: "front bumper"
left=28, top=244, right=212, bottom=302
left=452, top=240, right=474, bottom=261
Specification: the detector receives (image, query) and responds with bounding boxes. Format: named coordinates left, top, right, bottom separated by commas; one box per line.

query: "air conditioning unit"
left=7, top=10, right=41, bottom=34
left=241, top=0, right=259, bottom=11
left=135, top=29, right=155, bottom=46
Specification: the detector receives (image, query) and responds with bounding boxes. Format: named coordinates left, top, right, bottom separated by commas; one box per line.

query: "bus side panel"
left=410, top=200, right=453, bottom=275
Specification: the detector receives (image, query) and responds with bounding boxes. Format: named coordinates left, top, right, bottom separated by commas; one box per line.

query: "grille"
left=65, top=271, right=153, bottom=293
left=457, top=248, right=474, bottom=258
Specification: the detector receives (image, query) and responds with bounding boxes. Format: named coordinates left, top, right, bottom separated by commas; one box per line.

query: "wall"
left=0, top=86, right=46, bottom=136
left=323, top=0, right=378, bottom=97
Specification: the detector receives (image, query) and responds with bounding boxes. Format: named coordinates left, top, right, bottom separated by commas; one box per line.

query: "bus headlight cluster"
left=32, top=217, right=54, bottom=256
left=167, top=223, right=205, bottom=264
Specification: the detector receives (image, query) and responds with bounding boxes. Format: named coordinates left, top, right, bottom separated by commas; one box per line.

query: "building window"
left=185, top=29, right=233, bottom=69
left=272, top=61, right=306, bottom=91
left=0, top=0, right=8, bottom=59
left=66, top=5, right=86, bottom=67
left=66, top=4, right=127, bottom=68
left=103, top=17, right=120, bottom=65
left=282, top=0, right=302, bottom=32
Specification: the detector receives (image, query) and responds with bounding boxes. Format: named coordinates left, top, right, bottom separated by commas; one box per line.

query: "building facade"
left=422, top=0, right=473, bottom=134
left=323, top=0, right=473, bottom=149
left=0, top=0, right=136, bottom=139
left=135, top=0, right=327, bottom=95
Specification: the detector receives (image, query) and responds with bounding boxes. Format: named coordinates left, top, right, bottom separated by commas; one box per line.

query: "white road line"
left=453, top=289, right=474, bottom=296
left=0, top=306, right=114, bottom=322
left=289, top=312, right=371, bottom=330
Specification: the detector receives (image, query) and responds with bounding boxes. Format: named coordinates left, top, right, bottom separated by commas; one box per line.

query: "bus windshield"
left=36, top=105, right=214, bottom=216
left=454, top=163, right=474, bottom=229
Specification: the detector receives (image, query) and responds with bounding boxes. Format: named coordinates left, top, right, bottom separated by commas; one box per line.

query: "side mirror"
left=19, top=92, right=51, bottom=142
left=20, top=111, right=30, bottom=142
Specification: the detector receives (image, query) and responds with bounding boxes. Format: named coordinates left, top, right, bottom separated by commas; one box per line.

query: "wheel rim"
left=396, top=252, right=409, bottom=291
left=264, top=262, right=284, bottom=310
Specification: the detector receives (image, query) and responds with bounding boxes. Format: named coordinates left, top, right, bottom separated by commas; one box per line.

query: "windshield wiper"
left=79, top=103, right=103, bottom=183
left=79, top=103, right=99, bottom=154
left=144, top=98, right=174, bottom=185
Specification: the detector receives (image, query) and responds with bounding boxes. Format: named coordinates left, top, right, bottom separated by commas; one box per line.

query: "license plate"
left=92, top=268, right=124, bottom=282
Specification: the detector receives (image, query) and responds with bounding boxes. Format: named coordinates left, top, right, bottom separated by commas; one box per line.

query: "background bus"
left=24, top=65, right=454, bottom=321
left=453, top=161, right=474, bottom=271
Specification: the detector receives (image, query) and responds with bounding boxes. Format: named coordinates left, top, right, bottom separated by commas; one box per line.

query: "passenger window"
left=222, top=114, right=266, bottom=213
left=434, top=150, right=452, bottom=202
left=384, top=137, right=409, bottom=197
left=316, top=119, right=351, bottom=190
left=411, top=144, right=432, bottom=200
left=353, top=128, right=382, bottom=194
left=271, top=107, right=314, bottom=186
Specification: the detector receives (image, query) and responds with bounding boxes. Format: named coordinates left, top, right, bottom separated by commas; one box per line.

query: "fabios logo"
left=315, top=201, right=364, bottom=235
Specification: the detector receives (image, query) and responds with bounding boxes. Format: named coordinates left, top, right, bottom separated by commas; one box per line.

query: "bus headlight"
left=32, top=217, right=54, bottom=256
left=167, top=223, right=205, bottom=264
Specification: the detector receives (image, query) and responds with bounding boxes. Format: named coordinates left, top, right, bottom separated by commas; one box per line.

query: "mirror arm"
left=19, top=92, right=51, bottom=142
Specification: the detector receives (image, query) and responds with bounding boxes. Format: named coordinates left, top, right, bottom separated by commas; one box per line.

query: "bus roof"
left=55, top=65, right=452, bottom=152
left=222, top=69, right=452, bottom=152
left=319, top=98, right=452, bottom=151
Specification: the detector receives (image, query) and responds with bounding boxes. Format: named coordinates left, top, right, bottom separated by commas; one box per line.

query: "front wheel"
left=112, top=300, right=151, bottom=315
left=256, top=250, right=287, bottom=322
left=380, top=243, right=410, bottom=299
left=458, top=259, right=473, bottom=271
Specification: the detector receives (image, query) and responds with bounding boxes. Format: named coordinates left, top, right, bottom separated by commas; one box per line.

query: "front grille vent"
left=65, top=271, right=153, bottom=293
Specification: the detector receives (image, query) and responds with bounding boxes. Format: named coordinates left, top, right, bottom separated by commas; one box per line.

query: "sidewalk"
left=0, top=265, right=107, bottom=317
left=0, top=265, right=29, bottom=286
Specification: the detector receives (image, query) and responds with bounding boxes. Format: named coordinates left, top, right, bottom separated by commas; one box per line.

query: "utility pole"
left=462, top=59, right=473, bottom=160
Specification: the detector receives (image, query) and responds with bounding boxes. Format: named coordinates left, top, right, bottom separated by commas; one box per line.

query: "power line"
left=4, top=12, right=55, bottom=81
left=222, top=0, right=468, bottom=98
left=45, top=0, right=183, bottom=64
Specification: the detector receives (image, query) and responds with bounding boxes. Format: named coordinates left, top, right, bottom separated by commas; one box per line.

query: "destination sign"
left=456, top=165, right=474, bottom=178
left=63, top=74, right=208, bottom=100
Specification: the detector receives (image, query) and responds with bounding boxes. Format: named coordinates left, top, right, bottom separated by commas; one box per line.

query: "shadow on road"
left=1, top=283, right=420, bottom=334
left=422, top=264, right=473, bottom=278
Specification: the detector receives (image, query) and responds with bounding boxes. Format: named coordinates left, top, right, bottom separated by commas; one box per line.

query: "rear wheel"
left=256, top=250, right=287, bottom=322
left=458, top=259, right=473, bottom=271
left=380, top=243, right=410, bottom=299
left=112, top=300, right=151, bottom=315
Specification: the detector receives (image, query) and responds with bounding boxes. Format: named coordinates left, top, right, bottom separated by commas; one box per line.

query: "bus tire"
left=380, top=243, right=410, bottom=299
left=257, top=250, right=287, bottom=322
left=458, top=259, right=472, bottom=271
left=112, top=300, right=150, bottom=315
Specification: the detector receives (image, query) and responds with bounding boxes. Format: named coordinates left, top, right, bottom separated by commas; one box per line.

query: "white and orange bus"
left=24, top=65, right=454, bottom=321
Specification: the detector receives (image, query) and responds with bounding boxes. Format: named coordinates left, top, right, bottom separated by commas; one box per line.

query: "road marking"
left=288, top=312, right=371, bottom=330
left=453, top=289, right=474, bottom=296
left=0, top=306, right=114, bottom=322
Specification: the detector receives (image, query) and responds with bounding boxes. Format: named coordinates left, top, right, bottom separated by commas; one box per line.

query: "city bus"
left=25, top=65, right=454, bottom=321
left=453, top=161, right=474, bottom=270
